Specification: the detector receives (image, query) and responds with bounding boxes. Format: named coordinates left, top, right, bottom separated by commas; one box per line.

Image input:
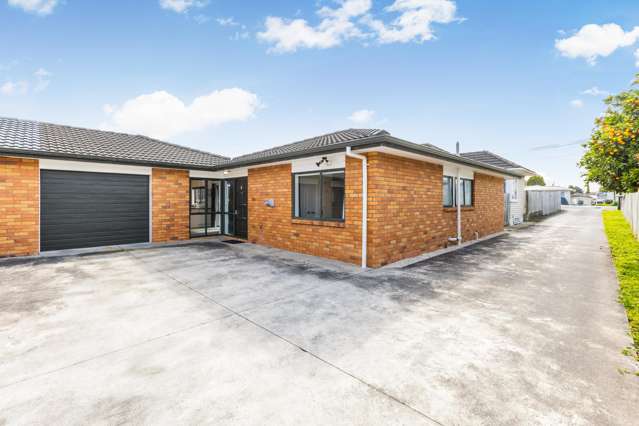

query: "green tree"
left=580, top=75, right=639, bottom=193
left=527, top=175, right=546, bottom=186
left=568, top=185, right=583, bottom=193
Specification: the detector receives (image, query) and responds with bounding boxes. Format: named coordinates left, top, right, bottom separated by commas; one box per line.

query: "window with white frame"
left=294, top=170, right=345, bottom=220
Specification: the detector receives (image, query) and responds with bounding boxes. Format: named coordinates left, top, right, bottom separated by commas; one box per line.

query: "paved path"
left=0, top=206, right=637, bottom=425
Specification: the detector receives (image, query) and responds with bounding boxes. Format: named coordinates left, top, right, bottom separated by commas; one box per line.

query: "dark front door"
left=234, top=177, right=248, bottom=239
left=223, top=177, right=248, bottom=239
left=40, top=170, right=149, bottom=251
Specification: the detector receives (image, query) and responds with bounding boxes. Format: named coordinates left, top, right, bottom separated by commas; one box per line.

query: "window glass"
left=443, top=176, right=473, bottom=207
left=298, top=174, right=321, bottom=219
left=321, top=171, right=345, bottom=220
left=463, top=179, right=473, bottom=206
left=443, top=176, right=454, bottom=207
left=190, top=180, right=206, bottom=212
left=294, top=170, right=345, bottom=220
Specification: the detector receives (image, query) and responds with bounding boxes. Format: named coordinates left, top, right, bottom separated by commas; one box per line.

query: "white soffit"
left=292, top=153, right=345, bottom=173
left=354, top=146, right=509, bottom=178
left=190, top=168, right=248, bottom=179
left=39, top=159, right=151, bottom=175
left=443, top=164, right=474, bottom=180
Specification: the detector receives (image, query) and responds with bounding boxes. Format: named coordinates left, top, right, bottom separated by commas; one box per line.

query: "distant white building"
left=596, top=191, right=618, bottom=204
left=461, top=151, right=535, bottom=226
left=571, top=193, right=595, bottom=205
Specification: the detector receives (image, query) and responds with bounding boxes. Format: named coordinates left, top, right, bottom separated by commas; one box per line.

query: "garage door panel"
left=42, top=205, right=149, bottom=218
left=42, top=222, right=149, bottom=236
left=41, top=170, right=150, bottom=251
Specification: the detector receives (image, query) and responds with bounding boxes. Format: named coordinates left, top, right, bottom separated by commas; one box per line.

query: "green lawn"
left=603, top=210, right=639, bottom=358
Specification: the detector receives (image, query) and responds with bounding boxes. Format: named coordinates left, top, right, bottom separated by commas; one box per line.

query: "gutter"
left=219, top=135, right=522, bottom=178
left=0, top=134, right=521, bottom=178
left=0, top=148, right=226, bottom=172
left=345, top=147, right=367, bottom=269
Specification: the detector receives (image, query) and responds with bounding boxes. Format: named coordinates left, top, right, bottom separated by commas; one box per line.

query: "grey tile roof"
left=228, top=128, right=389, bottom=165
left=0, top=116, right=523, bottom=177
left=421, top=142, right=452, bottom=154
left=460, top=150, right=525, bottom=169
left=0, top=116, right=229, bottom=169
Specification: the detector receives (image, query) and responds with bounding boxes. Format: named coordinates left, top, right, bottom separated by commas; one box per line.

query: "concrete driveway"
left=1, top=207, right=637, bottom=425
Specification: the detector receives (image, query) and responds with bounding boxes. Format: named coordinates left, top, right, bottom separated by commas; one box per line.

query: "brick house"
left=0, top=117, right=520, bottom=267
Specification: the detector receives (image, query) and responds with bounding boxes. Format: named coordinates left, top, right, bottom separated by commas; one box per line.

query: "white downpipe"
left=456, top=167, right=462, bottom=245
left=346, top=147, right=367, bottom=268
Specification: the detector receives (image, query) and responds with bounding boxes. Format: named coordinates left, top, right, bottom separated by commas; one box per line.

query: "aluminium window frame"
left=443, top=175, right=474, bottom=208
left=189, top=178, right=223, bottom=238
left=291, top=168, right=346, bottom=222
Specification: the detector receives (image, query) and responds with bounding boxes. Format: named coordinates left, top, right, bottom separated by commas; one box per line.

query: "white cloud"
left=257, top=0, right=372, bottom=53
left=7, top=0, right=58, bottom=15
left=102, top=88, right=262, bottom=140
left=102, top=104, right=115, bottom=115
left=216, top=17, right=239, bottom=26
left=33, top=67, right=51, bottom=92
left=555, top=23, right=639, bottom=65
left=0, top=67, right=51, bottom=95
left=258, top=0, right=460, bottom=52
left=365, top=0, right=459, bottom=44
left=570, top=99, right=584, bottom=108
left=159, top=0, right=207, bottom=13
left=636, top=48, right=639, bottom=67
left=581, top=86, right=609, bottom=97
left=230, top=31, right=250, bottom=41
left=0, top=81, right=29, bottom=96
left=193, top=14, right=210, bottom=24
left=348, top=109, right=376, bottom=123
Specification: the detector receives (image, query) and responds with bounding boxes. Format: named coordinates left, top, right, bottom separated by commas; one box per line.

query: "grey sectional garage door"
left=41, top=170, right=149, bottom=251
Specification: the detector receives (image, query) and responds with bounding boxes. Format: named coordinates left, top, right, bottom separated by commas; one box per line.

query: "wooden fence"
left=526, top=190, right=561, bottom=218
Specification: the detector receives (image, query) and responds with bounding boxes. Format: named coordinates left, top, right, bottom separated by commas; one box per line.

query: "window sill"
left=292, top=218, right=345, bottom=228
left=444, top=207, right=475, bottom=212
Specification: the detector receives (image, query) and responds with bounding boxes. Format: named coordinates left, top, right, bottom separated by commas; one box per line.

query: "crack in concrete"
left=125, top=250, right=444, bottom=426
left=0, top=316, right=233, bottom=390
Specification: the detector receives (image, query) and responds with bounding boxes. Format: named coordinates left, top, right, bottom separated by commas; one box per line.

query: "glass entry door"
left=190, top=179, right=222, bottom=237
left=223, top=177, right=248, bottom=239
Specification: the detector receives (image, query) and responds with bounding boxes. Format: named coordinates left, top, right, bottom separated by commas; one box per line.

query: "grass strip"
left=602, top=210, right=639, bottom=358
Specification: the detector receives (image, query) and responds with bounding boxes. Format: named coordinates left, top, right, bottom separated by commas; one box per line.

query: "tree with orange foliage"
left=580, top=75, right=639, bottom=193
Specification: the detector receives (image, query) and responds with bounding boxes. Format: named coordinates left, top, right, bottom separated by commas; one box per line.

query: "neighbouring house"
left=571, top=193, right=595, bottom=206
left=596, top=191, right=618, bottom=204
left=460, top=151, right=535, bottom=226
left=524, top=185, right=569, bottom=217
left=0, top=117, right=520, bottom=267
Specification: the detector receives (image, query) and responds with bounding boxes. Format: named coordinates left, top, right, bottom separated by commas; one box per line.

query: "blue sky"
left=1, top=0, right=639, bottom=187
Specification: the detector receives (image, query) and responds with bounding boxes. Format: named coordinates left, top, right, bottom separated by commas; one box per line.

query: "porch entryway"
left=189, top=177, right=247, bottom=239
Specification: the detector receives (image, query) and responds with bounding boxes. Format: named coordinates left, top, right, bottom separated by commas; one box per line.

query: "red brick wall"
left=247, top=153, right=503, bottom=267
left=0, top=156, right=39, bottom=257
left=248, top=158, right=362, bottom=265
left=366, top=152, right=447, bottom=267
left=366, top=152, right=504, bottom=267
left=152, top=168, right=190, bottom=243
left=442, top=173, right=505, bottom=243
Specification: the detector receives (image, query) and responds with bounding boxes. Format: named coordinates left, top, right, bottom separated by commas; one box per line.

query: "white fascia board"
left=39, top=158, right=151, bottom=175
